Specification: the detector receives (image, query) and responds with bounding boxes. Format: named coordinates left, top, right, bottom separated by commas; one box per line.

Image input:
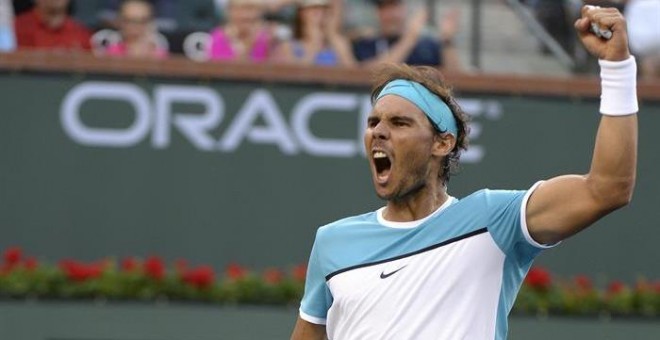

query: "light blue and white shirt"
left=299, top=182, right=554, bottom=340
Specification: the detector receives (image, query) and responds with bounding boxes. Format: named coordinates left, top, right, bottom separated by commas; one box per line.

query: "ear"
left=432, top=133, right=456, bottom=158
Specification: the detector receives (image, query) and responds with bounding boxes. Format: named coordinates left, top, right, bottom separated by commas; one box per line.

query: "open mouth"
left=373, top=151, right=392, bottom=183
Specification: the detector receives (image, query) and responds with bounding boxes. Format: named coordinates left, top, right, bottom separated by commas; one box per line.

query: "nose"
left=371, top=121, right=389, bottom=140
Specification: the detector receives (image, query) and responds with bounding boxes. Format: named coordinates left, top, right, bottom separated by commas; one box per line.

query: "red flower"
left=574, top=275, right=592, bottom=291
left=607, top=281, right=626, bottom=295
left=121, top=257, right=139, bottom=272
left=225, top=263, right=247, bottom=280
left=143, top=256, right=165, bottom=280
left=292, top=264, right=307, bottom=282
left=23, top=257, right=39, bottom=271
left=524, top=267, right=552, bottom=290
left=182, top=265, right=215, bottom=288
left=59, top=259, right=104, bottom=282
left=3, top=247, right=22, bottom=267
left=654, top=281, right=660, bottom=294
left=263, top=268, right=284, bottom=285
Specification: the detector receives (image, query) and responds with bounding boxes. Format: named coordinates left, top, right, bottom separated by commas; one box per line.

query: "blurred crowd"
left=0, top=0, right=658, bottom=77
left=0, top=0, right=462, bottom=70
left=524, top=0, right=660, bottom=78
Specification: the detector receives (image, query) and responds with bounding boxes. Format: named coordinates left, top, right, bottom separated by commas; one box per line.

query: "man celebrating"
left=292, top=5, right=637, bottom=340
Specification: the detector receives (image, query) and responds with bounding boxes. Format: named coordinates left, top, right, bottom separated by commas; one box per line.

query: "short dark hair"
left=370, top=63, right=470, bottom=184
left=370, top=0, right=402, bottom=7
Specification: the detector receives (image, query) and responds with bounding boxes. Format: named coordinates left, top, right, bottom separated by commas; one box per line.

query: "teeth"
left=373, top=151, right=387, bottom=159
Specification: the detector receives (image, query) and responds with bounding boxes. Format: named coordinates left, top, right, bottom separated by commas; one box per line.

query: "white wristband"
left=599, top=56, right=638, bottom=116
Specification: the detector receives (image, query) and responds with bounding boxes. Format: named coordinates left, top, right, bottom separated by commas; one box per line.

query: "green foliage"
left=1, top=248, right=658, bottom=318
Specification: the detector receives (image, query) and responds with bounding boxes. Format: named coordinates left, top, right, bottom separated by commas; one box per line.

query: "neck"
left=36, top=6, right=67, bottom=29
left=380, top=25, right=402, bottom=39
left=383, top=183, right=449, bottom=222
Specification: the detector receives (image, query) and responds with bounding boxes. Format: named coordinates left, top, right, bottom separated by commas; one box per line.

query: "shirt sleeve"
left=299, top=229, right=333, bottom=325
left=486, top=181, right=558, bottom=262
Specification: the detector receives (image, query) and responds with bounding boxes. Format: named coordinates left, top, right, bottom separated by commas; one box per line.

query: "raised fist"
left=575, top=6, right=630, bottom=61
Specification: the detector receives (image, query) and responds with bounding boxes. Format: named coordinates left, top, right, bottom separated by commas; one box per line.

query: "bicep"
left=525, top=175, right=610, bottom=245
left=291, top=316, right=327, bottom=340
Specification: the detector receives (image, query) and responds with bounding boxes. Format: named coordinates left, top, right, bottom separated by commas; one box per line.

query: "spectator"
left=625, top=0, right=660, bottom=78
left=14, top=0, right=91, bottom=51
left=272, top=0, right=356, bottom=67
left=352, top=0, right=461, bottom=70
left=105, top=0, right=168, bottom=59
left=208, top=0, right=271, bottom=62
left=99, top=0, right=177, bottom=32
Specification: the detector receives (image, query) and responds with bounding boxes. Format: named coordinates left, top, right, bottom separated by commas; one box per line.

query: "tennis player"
left=292, top=5, right=638, bottom=340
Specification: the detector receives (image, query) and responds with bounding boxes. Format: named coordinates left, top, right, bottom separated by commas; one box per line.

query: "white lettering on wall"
left=219, top=90, right=298, bottom=155
left=60, top=81, right=501, bottom=163
left=292, top=93, right=359, bottom=157
left=61, top=82, right=151, bottom=147
left=153, top=85, right=223, bottom=150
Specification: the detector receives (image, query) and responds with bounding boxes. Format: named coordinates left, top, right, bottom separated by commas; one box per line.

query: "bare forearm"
left=587, top=115, right=637, bottom=208
left=291, top=317, right=327, bottom=340
left=328, top=35, right=357, bottom=67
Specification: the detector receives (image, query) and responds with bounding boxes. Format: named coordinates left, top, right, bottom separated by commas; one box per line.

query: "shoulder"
left=463, top=188, right=525, bottom=199
left=15, top=9, right=36, bottom=21
left=65, top=17, right=91, bottom=35
left=315, top=211, right=377, bottom=240
left=318, top=211, right=377, bottom=233
left=209, top=27, right=227, bottom=39
left=456, top=189, right=489, bottom=205
left=455, top=189, right=526, bottom=210
left=14, top=10, right=37, bottom=25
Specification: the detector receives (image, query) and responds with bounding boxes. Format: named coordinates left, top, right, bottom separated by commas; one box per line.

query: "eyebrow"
left=367, top=115, right=379, bottom=124
left=390, top=115, right=415, bottom=123
left=366, top=114, right=417, bottom=126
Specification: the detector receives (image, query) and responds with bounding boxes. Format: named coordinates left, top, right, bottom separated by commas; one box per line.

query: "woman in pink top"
left=106, top=0, right=168, bottom=59
left=208, top=0, right=271, bottom=62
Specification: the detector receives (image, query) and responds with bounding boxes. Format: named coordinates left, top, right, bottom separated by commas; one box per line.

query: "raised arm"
left=525, top=6, right=638, bottom=245
left=437, top=7, right=462, bottom=72
left=325, top=0, right=357, bottom=67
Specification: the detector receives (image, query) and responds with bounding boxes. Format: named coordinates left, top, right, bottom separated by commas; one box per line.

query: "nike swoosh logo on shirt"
left=380, top=266, right=406, bottom=279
